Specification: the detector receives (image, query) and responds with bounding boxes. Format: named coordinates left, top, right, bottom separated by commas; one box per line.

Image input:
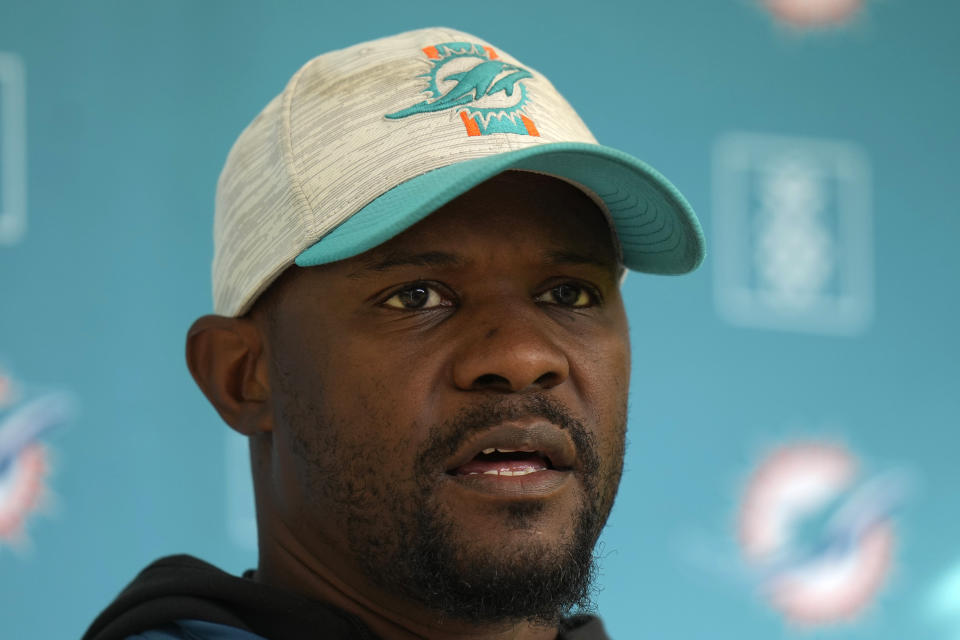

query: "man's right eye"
left=382, top=284, right=449, bottom=310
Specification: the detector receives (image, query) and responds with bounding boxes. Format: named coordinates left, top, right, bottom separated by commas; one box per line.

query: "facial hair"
left=284, top=386, right=626, bottom=626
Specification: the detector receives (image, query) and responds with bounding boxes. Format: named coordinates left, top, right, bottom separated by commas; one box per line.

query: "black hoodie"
left=83, top=555, right=611, bottom=640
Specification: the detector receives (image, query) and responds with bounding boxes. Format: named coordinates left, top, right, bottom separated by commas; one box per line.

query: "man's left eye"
left=535, top=283, right=596, bottom=308
left=382, top=284, right=448, bottom=310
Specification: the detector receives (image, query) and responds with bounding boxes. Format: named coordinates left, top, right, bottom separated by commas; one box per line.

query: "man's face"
left=256, top=172, right=631, bottom=624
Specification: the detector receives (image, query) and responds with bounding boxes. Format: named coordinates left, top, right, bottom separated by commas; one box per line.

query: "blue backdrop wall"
left=1, top=1, right=958, bottom=638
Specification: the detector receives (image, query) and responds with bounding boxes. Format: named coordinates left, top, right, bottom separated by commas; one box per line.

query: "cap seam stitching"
left=280, top=61, right=319, bottom=241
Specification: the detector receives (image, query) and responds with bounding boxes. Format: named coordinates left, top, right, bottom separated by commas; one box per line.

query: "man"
left=84, top=27, right=704, bottom=640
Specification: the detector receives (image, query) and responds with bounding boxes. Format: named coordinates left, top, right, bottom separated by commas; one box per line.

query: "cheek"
left=335, top=334, right=439, bottom=414
left=571, top=315, right=630, bottom=407
left=571, top=317, right=630, bottom=468
left=281, top=327, right=442, bottom=462
left=267, top=338, right=425, bottom=525
left=583, top=329, right=630, bottom=512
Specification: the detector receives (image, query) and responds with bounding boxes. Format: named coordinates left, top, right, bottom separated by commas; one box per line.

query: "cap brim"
left=295, top=141, right=705, bottom=274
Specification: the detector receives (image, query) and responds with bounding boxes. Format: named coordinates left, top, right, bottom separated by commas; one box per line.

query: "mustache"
left=415, top=395, right=600, bottom=479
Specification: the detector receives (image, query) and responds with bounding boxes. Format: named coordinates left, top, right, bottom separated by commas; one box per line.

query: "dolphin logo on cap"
left=386, top=60, right=532, bottom=119
left=385, top=42, right=540, bottom=137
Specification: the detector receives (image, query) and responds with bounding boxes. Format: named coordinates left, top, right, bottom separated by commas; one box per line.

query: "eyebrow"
left=542, top=250, right=617, bottom=272
left=348, top=251, right=465, bottom=278
left=346, top=248, right=618, bottom=279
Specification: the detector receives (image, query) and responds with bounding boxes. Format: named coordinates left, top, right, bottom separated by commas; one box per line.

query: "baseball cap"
left=213, top=27, right=705, bottom=317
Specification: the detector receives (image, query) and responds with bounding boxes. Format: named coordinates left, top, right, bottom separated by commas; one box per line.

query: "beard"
left=283, top=386, right=626, bottom=626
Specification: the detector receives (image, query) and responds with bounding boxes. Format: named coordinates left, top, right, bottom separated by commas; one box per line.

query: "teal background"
left=1, top=1, right=958, bottom=638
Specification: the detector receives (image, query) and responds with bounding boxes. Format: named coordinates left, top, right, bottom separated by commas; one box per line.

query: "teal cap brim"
left=295, top=142, right=705, bottom=274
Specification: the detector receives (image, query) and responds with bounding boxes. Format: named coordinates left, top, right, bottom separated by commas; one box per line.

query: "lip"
left=445, top=468, right=572, bottom=498
left=444, top=420, right=578, bottom=474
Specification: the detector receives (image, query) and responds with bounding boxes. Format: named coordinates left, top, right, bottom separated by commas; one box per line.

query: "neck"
left=255, top=526, right=561, bottom=640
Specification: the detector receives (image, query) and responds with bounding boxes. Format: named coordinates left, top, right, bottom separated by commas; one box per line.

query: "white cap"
left=213, top=27, right=704, bottom=316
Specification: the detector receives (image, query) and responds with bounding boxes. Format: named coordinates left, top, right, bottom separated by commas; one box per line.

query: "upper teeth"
left=482, top=447, right=530, bottom=455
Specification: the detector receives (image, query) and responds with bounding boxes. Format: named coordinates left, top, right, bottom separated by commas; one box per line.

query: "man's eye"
left=535, top=283, right=596, bottom=308
left=382, top=285, right=448, bottom=310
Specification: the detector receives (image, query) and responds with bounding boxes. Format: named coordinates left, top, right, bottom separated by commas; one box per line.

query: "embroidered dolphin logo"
left=386, top=60, right=533, bottom=120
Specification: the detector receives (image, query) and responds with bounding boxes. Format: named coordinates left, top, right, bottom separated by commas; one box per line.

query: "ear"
left=186, top=314, right=273, bottom=435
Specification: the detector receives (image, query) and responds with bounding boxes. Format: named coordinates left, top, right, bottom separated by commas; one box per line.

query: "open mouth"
left=451, top=447, right=558, bottom=477
left=442, top=421, right=578, bottom=485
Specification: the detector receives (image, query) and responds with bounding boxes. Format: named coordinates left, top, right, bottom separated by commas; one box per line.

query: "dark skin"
left=186, top=172, right=631, bottom=640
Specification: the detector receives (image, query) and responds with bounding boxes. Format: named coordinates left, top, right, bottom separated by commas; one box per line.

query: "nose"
left=451, top=302, right=570, bottom=393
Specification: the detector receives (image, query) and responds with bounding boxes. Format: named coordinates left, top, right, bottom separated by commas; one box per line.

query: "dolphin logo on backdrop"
left=761, top=0, right=867, bottom=28
left=737, top=441, right=908, bottom=626
left=386, top=42, right=540, bottom=137
left=0, top=367, right=74, bottom=547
